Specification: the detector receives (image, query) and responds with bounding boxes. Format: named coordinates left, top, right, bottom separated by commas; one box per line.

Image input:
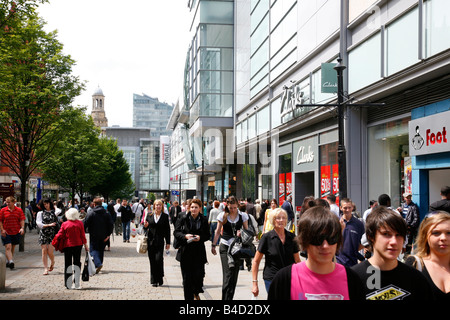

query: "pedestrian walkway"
left=0, top=228, right=267, bottom=300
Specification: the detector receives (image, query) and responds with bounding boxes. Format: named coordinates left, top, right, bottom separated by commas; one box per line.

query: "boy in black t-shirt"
left=352, top=206, right=434, bottom=300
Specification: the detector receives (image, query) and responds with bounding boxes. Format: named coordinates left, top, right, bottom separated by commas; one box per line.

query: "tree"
left=39, top=108, right=135, bottom=204
left=0, top=9, right=84, bottom=209
left=38, top=107, right=104, bottom=205
left=89, top=136, right=135, bottom=201
left=1, top=0, right=48, bottom=35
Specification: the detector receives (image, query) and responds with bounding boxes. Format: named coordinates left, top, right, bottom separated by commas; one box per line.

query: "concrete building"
left=233, top=0, right=450, bottom=219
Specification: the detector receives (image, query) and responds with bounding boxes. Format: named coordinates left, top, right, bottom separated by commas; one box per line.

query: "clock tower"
left=91, top=86, right=108, bottom=129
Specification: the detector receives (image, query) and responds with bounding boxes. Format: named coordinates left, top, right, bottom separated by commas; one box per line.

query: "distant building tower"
left=91, top=86, right=108, bottom=129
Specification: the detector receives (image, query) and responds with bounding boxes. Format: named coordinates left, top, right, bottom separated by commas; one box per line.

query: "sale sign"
left=321, top=165, right=331, bottom=199
left=332, top=164, right=339, bottom=204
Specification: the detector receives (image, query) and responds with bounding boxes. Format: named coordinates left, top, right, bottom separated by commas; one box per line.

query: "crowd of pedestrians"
left=1, top=187, right=449, bottom=300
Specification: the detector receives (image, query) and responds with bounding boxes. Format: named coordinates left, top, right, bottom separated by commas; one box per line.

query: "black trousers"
left=219, top=243, right=242, bottom=300
left=148, top=245, right=164, bottom=285
left=63, top=245, right=82, bottom=288
left=180, top=259, right=205, bottom=300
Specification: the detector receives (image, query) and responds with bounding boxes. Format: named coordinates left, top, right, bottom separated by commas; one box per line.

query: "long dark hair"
left=43, top=198, right=55, bottom=211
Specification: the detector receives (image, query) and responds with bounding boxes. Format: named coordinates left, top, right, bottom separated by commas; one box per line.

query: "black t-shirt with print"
left=351, top=260, right=434, bottom=300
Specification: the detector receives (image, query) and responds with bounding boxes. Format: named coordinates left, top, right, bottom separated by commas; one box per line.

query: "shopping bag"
left=136, top=231, right=148, bottom=254
left=82, top=256, right=89, bottom=282
left=87, top=252, right=96, bottom=276
left=131, top=225, right=137, bottom=238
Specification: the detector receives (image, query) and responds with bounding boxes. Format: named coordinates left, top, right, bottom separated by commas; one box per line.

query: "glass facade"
left=139, top=140, right=160, bottom=190
left=424, top=0, right=450, bottom=58
left=133, top=94, right=174, bottom=137
left=187, top=1, right=234, bottom=126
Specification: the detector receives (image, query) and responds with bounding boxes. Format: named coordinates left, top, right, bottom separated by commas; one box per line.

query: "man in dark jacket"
left=169, top=200, right=182, bottom=226
left=84, top=197, right=113, bottom=273
left=429, top=186, right=450, bottom=213
left=398, top=193, right=420, bottom=254
left=118, top=199, right=133, bottom=243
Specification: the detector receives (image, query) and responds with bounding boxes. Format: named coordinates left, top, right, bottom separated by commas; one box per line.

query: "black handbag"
left=82, top=255, right=89, bottom=281
left=240, top=228, right=254, bottom=246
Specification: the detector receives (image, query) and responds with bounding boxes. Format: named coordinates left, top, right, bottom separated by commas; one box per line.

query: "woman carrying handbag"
left=174, top=198, right=210, bottom=300
left=52, top=208, right=88, bottom=289
left=143, top=199, right=171, bottom=287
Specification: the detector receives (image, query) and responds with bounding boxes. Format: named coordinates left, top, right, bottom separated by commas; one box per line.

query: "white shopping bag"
left=87, top=252, right=96, bottom=276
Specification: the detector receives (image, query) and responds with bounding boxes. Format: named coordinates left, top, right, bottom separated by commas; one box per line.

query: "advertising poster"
left=321, top=165, right=331, bottom=199
left=332, top=164, right=339, bottom=204
left=286, top=172, right=292, bottom=199
left=279, top=173, right=285, bottom=206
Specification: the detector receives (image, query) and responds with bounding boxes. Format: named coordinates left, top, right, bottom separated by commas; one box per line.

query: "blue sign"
left=171, top=190, right=180, bottom=195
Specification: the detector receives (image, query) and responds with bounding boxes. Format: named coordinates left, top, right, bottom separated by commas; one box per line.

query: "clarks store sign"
left=409, top=110, right=450, bottom=156
left=293, top=136, right=318, bottom=172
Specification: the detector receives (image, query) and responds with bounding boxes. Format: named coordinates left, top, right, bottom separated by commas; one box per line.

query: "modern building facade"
left=168, top=0, right=236, bottom=202
left=133, top=93, right=174, bottom=137
left=234, top=0, right=450, bottom=219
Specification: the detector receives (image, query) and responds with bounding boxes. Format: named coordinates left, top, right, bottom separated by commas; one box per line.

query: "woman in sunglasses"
left=268, top=206, right=365, bottom=300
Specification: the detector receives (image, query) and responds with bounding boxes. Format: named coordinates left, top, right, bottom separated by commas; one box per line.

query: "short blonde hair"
left=270, top=208, right=288, bottom=226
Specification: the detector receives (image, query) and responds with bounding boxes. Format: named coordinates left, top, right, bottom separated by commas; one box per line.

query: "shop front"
left=409, top=99, right=450, bottom=218
left=277, top=128, right=339, bottom=215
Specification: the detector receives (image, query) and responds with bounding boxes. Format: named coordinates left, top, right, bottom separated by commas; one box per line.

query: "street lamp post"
left=334, top=55, right=347, bottom=200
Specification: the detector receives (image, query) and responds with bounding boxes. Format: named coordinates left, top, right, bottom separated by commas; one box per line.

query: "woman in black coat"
left=144, top=199, right=170, bottom=287
left=174, top=198, right=211, bottom=300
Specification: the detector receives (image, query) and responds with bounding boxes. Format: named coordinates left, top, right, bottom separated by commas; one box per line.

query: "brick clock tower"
left=91, top=86, right=108, bottom=129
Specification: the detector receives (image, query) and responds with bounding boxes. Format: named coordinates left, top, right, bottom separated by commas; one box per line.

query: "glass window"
left=199, top=93, right=232, bottom=117
left=251, top=0, right=269, bottom=33
left=257, top=105, right=270, bottom=135
left=200, top=1, right=234, bottom=24
left=270, top=4, right=297, bottom=59
left=200, top=24, right=233, bottom=47
left=200, top=71, right=233, bottom=94
left=385, top=7, right=419, bottom=76
left=424, top=0, right=450, bottom=58
left=271, top=96, right=282, bottom=129
left=348, top=32, right=382, bottom=93
left=367, top=118, right=410, bottom=208
left=236, top=122, right=242, bottom=145
left=251, top=14, right=269, bottom=55
left=200, top=48, right=233, bottom=71
left=248, top=114, right=256, bottom=139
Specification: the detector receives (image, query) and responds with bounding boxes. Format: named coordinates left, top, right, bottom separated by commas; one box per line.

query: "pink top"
left=290, top=261, right=349, bottom=300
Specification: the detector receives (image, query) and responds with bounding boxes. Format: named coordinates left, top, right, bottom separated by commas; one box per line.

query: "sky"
left=38, top=0, right=193, bottom=127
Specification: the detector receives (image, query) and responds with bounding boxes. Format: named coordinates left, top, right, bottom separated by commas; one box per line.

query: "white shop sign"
left=409, top=110, right=450, bottom=156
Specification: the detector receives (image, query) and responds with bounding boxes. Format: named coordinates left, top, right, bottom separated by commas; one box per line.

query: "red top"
left=0, top=206, right=25, bottom=235
left=52, top=219, right=87, bottom=252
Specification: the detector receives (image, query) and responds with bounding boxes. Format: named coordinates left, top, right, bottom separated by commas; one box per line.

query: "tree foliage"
left=39, top=107, right=135, bottom=203
left=0, top=6, right=84, bottom=204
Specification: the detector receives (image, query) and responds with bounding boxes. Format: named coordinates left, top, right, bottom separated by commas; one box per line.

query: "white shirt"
left=217, top=210, right=249, bottom=246
left=114, top=203, right=121, bottom=217
left=329, top=203, right=340, bottom=218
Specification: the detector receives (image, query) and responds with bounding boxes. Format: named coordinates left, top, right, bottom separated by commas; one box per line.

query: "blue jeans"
left=122, top=221, right=130, bottom=241
left=90, top=242, right=106, bottom=268
left=264, top=279, right=272, bottom=294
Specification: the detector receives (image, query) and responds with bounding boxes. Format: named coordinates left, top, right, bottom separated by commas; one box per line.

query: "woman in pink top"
left=52, top=208, right=88, bottom=289
left=268, top=206, right=364, bottom=300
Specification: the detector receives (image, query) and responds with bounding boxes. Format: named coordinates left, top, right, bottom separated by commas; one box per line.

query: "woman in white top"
left=211, top=196, right=249, bottom=300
